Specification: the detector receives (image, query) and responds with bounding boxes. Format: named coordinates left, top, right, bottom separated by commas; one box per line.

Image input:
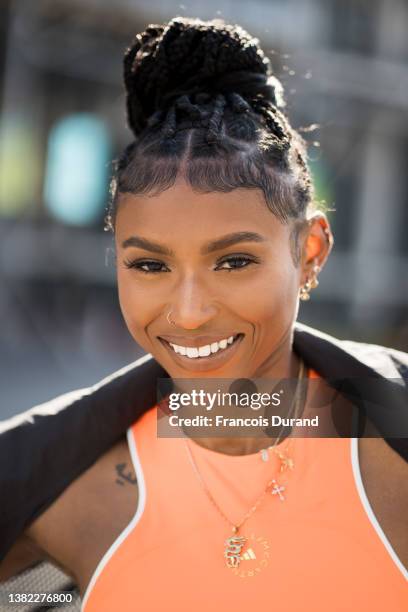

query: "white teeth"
left=168, top=334, right=240, bottom=359
left=198, top=345, right=211, bottom=357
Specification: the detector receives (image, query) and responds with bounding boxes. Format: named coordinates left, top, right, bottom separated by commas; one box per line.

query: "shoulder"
left=27, top=434, right=129, bottom=536
left=24, top=435, right=134, bottom=580
left=0, top=437, right=129, bottom=585
left=0, top=354, right=163, bottom=561
left=359, top=436, right=408, bottom=558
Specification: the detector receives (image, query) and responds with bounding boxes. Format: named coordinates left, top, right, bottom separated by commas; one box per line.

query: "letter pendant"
left=224, top=535, right=247, bottom=568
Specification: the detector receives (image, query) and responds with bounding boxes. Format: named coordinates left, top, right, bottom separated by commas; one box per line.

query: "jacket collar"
left=292, top=322, right=408, bottom=440
left=293, top=321, right=404, bottom=381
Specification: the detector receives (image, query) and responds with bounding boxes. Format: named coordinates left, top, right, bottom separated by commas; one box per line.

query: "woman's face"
left=115, top=180, right=327, bottom=379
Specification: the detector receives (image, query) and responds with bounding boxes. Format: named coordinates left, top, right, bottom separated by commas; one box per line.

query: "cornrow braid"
left=161, top=106, right=177, bottom=139
left=206, top=94, right=227, bottom=144
left=227, top=92, right=251, bottom=114
left=161, top=95, right=205, bottom=139
left=107, top=17, right=320, bottom=267
left=175, top=95, right=203, bottom=120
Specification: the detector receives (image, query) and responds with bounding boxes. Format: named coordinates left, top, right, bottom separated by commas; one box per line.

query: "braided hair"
left=107, top=17, right=316, bottom=265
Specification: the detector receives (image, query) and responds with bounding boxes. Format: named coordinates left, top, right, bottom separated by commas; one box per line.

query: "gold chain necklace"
left=183, top=358, right=306, bottom=569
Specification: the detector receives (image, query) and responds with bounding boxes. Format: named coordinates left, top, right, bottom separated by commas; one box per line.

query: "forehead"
left=115, top=182, right=288, bottom=244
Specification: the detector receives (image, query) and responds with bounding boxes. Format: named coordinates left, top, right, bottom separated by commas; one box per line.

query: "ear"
left=300, top=212, right=334, bottom=284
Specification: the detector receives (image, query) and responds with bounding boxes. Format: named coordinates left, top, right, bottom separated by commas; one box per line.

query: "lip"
left=158, top=333, right=244, bottom=372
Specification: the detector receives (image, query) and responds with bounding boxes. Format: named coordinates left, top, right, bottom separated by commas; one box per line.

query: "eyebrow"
left=121, top=231, right=267, bottom=256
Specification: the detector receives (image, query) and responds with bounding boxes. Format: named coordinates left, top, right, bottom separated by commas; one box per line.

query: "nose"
left=167, top=274, right=218, bottom=330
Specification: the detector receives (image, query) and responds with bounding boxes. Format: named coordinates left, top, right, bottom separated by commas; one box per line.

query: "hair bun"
left=123, top=16, right=284, bottom=136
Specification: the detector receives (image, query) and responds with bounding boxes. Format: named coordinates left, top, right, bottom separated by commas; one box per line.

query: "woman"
left=1, top=16, right=407, bottom=611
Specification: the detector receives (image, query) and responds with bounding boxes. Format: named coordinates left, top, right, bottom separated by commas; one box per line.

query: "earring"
left=167, top=311, right=176, bottom=326
left=299, top=261, right=321, bottom=301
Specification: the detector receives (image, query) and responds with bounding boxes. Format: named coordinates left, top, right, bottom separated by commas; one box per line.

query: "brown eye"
left=216, top=256, right=259, bottom=271
left=123, top=259, right=169, bottom=274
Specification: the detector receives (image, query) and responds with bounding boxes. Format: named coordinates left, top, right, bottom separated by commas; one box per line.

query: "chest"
left=35, top=437, right=408, bottom=600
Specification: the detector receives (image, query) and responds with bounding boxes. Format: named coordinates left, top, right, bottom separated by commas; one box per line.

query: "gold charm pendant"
left=224, top=533, right=247, bottom=568
left=274, top=449, right=294, bottom=472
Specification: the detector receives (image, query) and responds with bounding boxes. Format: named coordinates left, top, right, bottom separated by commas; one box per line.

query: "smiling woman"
left=1, top=15, right=408, bottom=612
left=106, top=15, right=333, bottom=388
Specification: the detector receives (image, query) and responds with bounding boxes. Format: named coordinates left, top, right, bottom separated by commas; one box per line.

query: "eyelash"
left=123, top=255, right=260, bottom=274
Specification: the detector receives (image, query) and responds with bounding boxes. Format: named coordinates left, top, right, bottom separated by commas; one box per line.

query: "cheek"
left=239, top=261, right=298, bottom=323
left=116, top=271, right=151, bottom=342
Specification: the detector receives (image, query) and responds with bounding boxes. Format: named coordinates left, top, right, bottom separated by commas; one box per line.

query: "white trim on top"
left=350, top=437, right=408, bottom=581
left=81, top=427, right=147, bottom=611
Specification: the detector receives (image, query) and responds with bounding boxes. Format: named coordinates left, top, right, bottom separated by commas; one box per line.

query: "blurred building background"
left=1, top=0, right=407, bottom=418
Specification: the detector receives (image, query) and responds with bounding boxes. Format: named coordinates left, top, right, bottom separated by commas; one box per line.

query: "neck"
left=188, top=348, right=303, bottom=456
left=189, top=435, right=290, bottom=456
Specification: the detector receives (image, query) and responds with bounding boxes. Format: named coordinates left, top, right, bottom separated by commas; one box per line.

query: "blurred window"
left=327, top=162, right=358, bottom=251
left=398, top=138, right=408, bottom=255
left=0, top=113, right=41, bottom=217
left=43, top=113, right=110, bottom=226
left=329, top=0, right=380, bottom=55
left=309, top=130, right=359, bottom=251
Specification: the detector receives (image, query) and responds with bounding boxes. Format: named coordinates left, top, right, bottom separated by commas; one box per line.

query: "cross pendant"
left=271, top=479, right=285, bottom=501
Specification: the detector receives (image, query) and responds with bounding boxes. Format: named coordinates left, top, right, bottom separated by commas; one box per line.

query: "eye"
left=215, top=255, right=259, bottom=272
left=123, top=254, right=260, bottom=274
left=123, top=259, right=169, bottom=274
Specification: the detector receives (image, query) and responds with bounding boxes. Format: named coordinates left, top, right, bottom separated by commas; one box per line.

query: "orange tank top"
left=81, top=369, right=408, bottom=611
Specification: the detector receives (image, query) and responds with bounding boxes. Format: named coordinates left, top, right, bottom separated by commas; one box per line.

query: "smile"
left=167, top=334, right=240, bottom=358
left=158, top=333, right=244, bottom=370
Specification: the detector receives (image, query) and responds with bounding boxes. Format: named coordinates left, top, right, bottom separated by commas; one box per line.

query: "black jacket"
left=1, top=322, right=407, bottom=561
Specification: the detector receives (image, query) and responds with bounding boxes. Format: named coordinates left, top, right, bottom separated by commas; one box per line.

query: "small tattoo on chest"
left=115, top=462, right=137, bottom=486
